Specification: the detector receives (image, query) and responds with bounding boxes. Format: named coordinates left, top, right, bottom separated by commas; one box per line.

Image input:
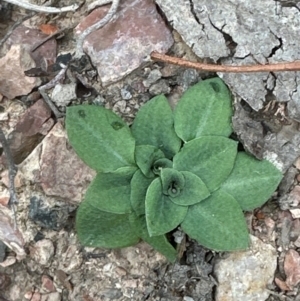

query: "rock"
left=149, top=80, right=170, bottom=95
left=0, top=204, right=26, bottom=260
left=51, top=83, right=77, bottom=107
left=214, top=235, right=277, bottom=301
left=0, top=188, right=9, bottom=206
left=29, top=239, right=55, bottom=266
left=120, top=87, right=132, bottom=100
left=0, top=45, right=41, bottom=99
left=41, top=275, right=56, bottom=293
left=143, top=69, right=162, bottom=88
left=28, top=197, right=70, bottom=231
left=290, top=208, right=300, bottom=219
left=233, top=98, right=300, bottom=173
left=2, top=99, right=53, bottom=164
left=4, top=25, right=57, bottom=71
left=39, top=122, right=96, bottom=203
left=157, top=0, right=300, bottom=113
left=0, top=272, right=11, bottom=290
left=40, top=292, right=61, bottom=301
left=75, top=0, right=173, bottom=86
left=1, top=170, right=24, bottom=189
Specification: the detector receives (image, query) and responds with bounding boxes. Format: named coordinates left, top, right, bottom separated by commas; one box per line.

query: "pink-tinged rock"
left=75, top=0, right=173, bottom=86
left=0, top=189, right=10, bottom=206
left=41, top=275, right=56, bottom=293
left=288, top=186, right=300, bottom=206
left=284, top=249, right=300, bottom=289
left=0, top=45, right=41, bottom=99
left=5, top=25, right=57, bottom=70
left=2, top=99, right=53, bottom=164
left=40, top=122, right=96, bottom=203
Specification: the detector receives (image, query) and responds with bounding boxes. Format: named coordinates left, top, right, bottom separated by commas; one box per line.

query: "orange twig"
left=150, top=52, right=300, bottom=73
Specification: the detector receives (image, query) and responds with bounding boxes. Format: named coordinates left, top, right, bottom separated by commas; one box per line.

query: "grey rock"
left=101, top=288, right=122, bottom=299
left=155, top=0, right=300, bottom=115
left=120, top=87, right=132, bottom=100
left=149, top=80, right=171, bottom=96
left=214, top=235, right=277, bottom=301
left=233, top=96, right=300, bottom=173
left=143, top=69, right=162, bottom=88
left=51, top=83, right=77, bottom=107
left=179, top=69, right=200, bottom=91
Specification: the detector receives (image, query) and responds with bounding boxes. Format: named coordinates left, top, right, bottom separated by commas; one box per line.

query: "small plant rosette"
left=66, top=77, right=282, bottom=262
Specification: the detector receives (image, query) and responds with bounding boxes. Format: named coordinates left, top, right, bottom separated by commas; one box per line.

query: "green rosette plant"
left=66, top=77, right=282, bottom=262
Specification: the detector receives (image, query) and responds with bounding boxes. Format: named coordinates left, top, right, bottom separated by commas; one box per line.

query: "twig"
left=151, top=52, right=300, bottom=73
left=2, top=0, right=79, bottom=13
left=76, top=0, right=119, bottom=57
left=38, top=64, right=68, bottom=119
left=88, top=0, right=112, bottom=12
left=0, top=128, right=18, bottom=229
left=266, top=289, right=294, bottom=301
left=0, top=12, right=35, bottom=48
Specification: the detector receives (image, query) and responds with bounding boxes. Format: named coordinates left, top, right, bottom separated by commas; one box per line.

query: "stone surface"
left=214, top=235, right=277, bottom=301
left=0, top=45, right=40, bottom=99
left=2, top=99, right=53, bottom=164
left=0, top=205, right=26, bottom=260
left=51, top=83, right=77, bottom=107
left=41, top=275, right=56, bottom=293
left=39, top=122, right=96, bottom=203
left=40, top=292, right=61, bottom=301
left=28, top=197, right=70, bottom=231
left=155, top=0, right=300, bottom=113
left=75, top=0, right=173, bottom=86
left=233, top=98, right=300, bottom=172
left=4, top=25, right=57, bottom=70
left=29, top=239, right=54, bottom=266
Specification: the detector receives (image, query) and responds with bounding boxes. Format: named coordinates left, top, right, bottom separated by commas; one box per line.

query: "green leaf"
left=174, top=77, right=233, bottom=142
left=174, top=136, right=237, bottom=192
left=170, top=171, right=210, bottom=206
left=130, top=169, right=154, bottom=216
left=131, top=95, right=182, bottom=159
left=66, top=105, right=135, bottom=172
left=181, top=190, right=249, bottom=251
left=145, top=178, right=188, bottom=236
left=160, top=168, right=185, bottom=197
left=152, top=158, right=173, bottom=176
left=85, top=167, right=136, bottom=214
left=135, top=145, right=165, bottom=178
left=129, top=213, right=177, bottom=262
left=220, top=152, right=282, bottom=211
left=76, top=201, right=139, bottom=248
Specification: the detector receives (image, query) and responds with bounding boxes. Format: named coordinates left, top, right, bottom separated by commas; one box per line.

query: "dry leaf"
left=39, top=24, right=58, bottom=35
left=275, top=277, right=291, bottom=291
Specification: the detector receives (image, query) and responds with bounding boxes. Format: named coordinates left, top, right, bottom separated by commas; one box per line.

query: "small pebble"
left=143, top=69, right=162, bottom=87
left=30, top=239, right=54, bottom=266
left=121, top=88, right=132, bottom=100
